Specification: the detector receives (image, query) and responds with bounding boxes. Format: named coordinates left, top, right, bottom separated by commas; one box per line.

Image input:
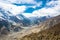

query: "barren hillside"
left=0, top=15, right=60, bottom=40
left=10, top=16, right=60, bottom=40
left=20, top=22, right=60, bottom=40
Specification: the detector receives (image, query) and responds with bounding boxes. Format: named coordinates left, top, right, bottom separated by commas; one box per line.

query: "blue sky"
left=13, top=0, right=51, bottom=13
left=0, top=0, right=60, bottom=17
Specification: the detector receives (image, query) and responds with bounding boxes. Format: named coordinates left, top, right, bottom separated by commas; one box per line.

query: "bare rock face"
left=0, top=15, right=60, bottom=40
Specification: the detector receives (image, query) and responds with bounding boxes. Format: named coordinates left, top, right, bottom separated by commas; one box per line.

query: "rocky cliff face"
left=0, top=15, right=60, bottom=40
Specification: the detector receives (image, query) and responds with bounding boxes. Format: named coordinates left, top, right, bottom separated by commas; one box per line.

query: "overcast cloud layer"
left=0, top=0, right=60, bottom=17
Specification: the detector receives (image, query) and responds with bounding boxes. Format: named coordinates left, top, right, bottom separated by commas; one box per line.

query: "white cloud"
left=0, top=0, right=42, bottom=9
left=0, top=2, right=26, bottom=15
left=0, top=0, right=37, bottom=4
left=22, top=13, right=37, bottom=18
left=0, top=0, right=60, bottom=18
left=15, top=0, right=36, bottom=4
left=32, top=0, right=60, bottom=17
left=0, top=0, right=16, bottom=4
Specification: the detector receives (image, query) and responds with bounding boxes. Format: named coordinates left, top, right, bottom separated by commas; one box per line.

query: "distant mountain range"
left=0, top=7, right=51, bottom=27
left=0, top=5, right=51, bottom=33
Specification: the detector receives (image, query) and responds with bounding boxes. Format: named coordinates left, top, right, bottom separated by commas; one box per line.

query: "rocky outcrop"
left=0, top=15, right=60, bottom=40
